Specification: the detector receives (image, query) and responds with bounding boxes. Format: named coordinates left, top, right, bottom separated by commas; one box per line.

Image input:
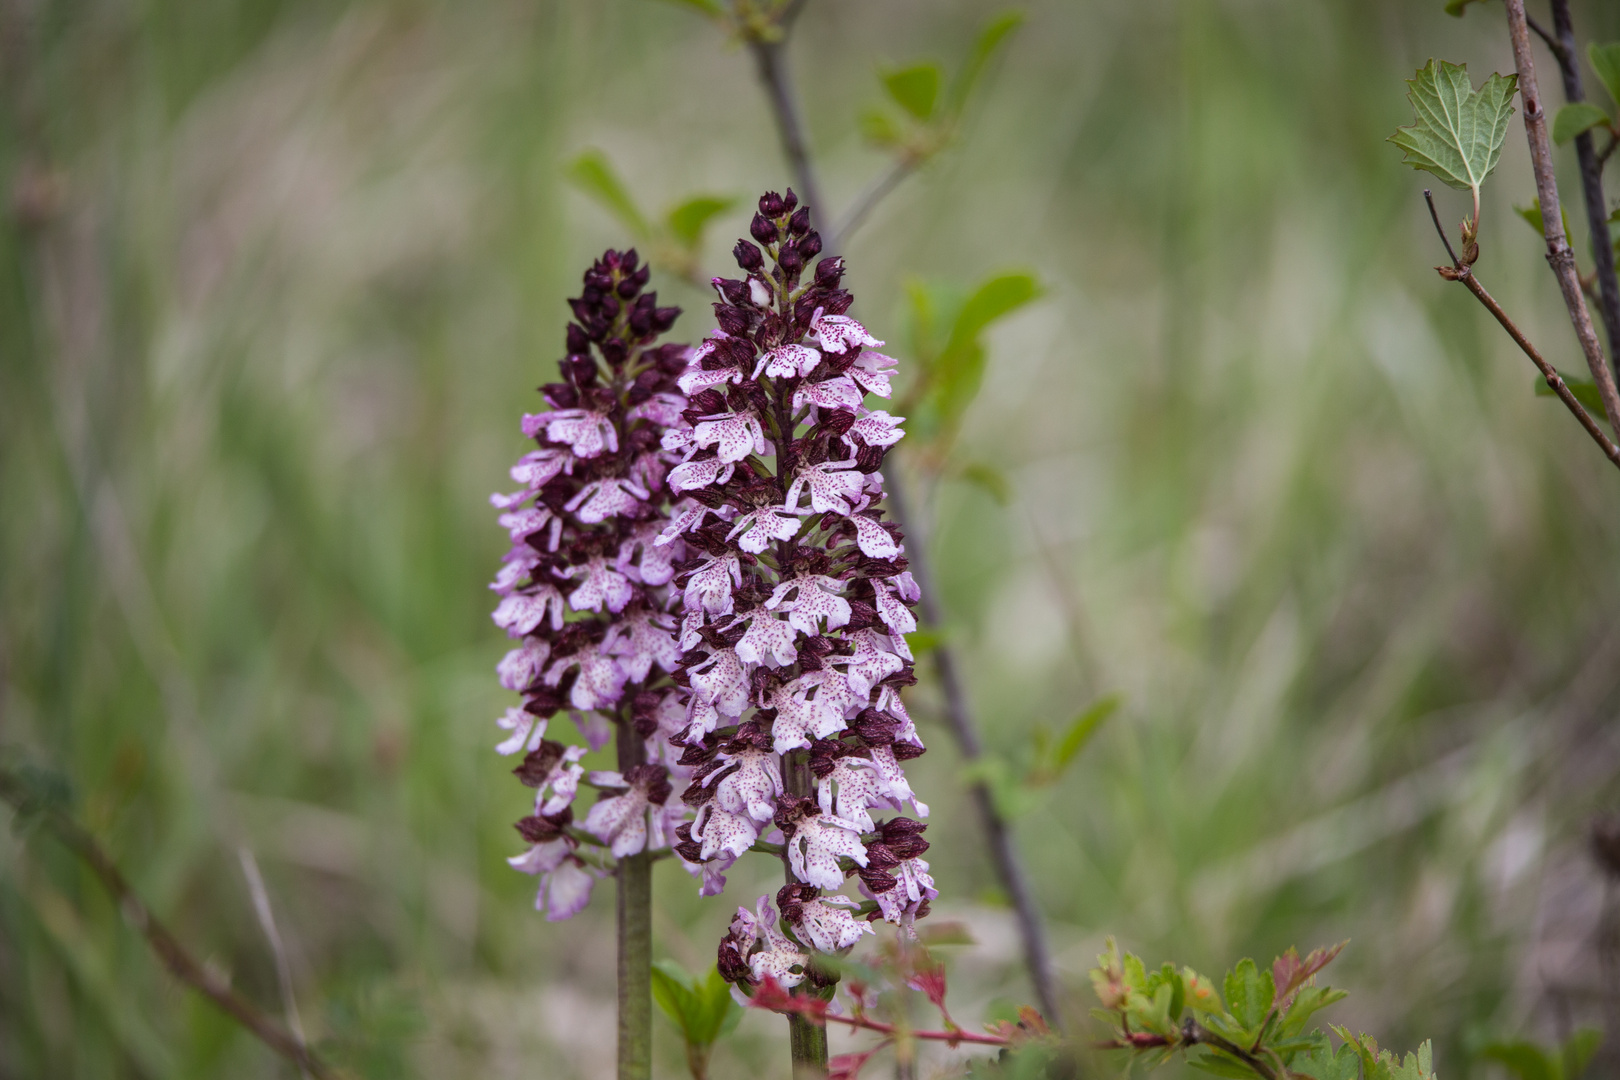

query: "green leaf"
left=948, top=9, right=1025, bottom=116
left=665, top=195, right=736, bottom=249
left=651, top=960, right=740, bottom=1056
left=1444, top=0, right=1489, bottom=15
left=958, top=462, right=1011, bottom=505
left=1388, top=60, right=1518, bottom=207
left=1533, top=373, right=1607, bottom=414
left=1051, top=694, right=1119, bottom=773
left=1552, top=103, right=1611, bottom=145
left=1279, top=986, right=1348, bottom=1038
left=859, top=106, right=904, bottom=148
left=1562, top=1029, right=1602, bottom=1079
left=1477, top=1041, right=1556, bottom=1080
left=931, top=272, right=1041, bottom=425
left=881, top=63, right=943, bottom=122
left=1295, top=1042, right=1362, bottom=1080
left=567, top=150, right=651, bottom=238
left=1590, top=43, right=1620, bottom=108
left=1514, top=198, right=1573, bottom=240
left=1189, top=1049, right=1266, bottom=1078
left=644, top=0, right=726, bottom=16
left=1223, top=958, right=1274, bottom=1033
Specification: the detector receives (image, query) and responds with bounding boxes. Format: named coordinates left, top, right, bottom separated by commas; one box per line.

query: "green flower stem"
left=616, top=717, right=653, bottom=1080
left=780, top=747, right=829, bottom=1077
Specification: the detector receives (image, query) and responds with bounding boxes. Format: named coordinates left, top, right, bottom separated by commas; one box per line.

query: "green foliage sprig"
left=650, top=961, right=742, bottom=1080
left=565, top=149, right=736, bottom=284
left=1089, top=940, right=1439, bottom=1080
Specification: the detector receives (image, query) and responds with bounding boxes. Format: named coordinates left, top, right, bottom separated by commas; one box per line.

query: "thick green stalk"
left=781, top=748, right=829, bottom=1077
left=616, top=718, right=652, bottom=1080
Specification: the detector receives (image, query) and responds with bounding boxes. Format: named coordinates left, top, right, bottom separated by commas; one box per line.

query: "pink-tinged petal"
left=508, top=837, right=571, bottom=875
left=692, top=412, right=765, bottom=464
left=791, top=376, right=864, bottom=413
left=492, top=586, right=566, bottom=637
left=603, top=609, right=680, bottom=682
left=785, top=459, right=863, bottom=515
left=789, top=815, right=868, bottom=890
left=871, top=578, right=918, bottom=639
left=810, top=309, right=883, bottom=354
left=677, top=365, right=741, bottom=395
left=684, top=695, right=722, bottom=742
left=816, top=757, right=884, bottom=831
left=849, top=515, right=901, bottom=559
left=540, top=860, right=596, bottom=921
left=792, top=896, right=874, bottom=952
left=837, top=629, right=905, bottom=697
left=868, top=745, right=928, bottom=818
left=498, top=505, right=554, bottom=543
left=669, top=457, right=736, bottom=493
left=765, top=576, right=852, bottom=636
left=627, top=392, right=686, bottom=427
left=543, top=409, right=618, bottom=458
left=684, top=554, right=741, bottom=615
left=489, top=546, right=540, bottom=595
left=847, top=367, right=892, bottom=398
left=568, top=652, right=627, bottom=711
left=693, top=803, right=760, bottom=861
left=733, top=608, right=799, bottom=667
left=689, top=648, right=750, bottom=717
left=558, top=557, right=635, bottom=614
left=495, top=706, right=546, bottom=756
left=712, top=747, right=783, bottom=822
left=585, top=787, right=650, bottom=857
left=844, top=410, right=905, bottom=449
left=656, top=502, right=717, bottom=546
left=565, top=477, right=648, bottom=524
left=726, top=506, right=801, bottom=554
left=752, top=343, right=822, bottom=379
left=495, top=641, right=554, bottom=693
left=511, top=446, right=574, bottom=487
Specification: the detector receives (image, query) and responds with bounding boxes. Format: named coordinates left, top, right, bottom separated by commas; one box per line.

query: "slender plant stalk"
left=779, top=746, right=830, bottom=1076
left=0, top=769, right=344, bottom=1080
left=1503, top=0, right=1620, bottom=435
left=1425, top=191, right=1620, bottom=468
left=736, top=0, right=1064, bottom=1029
left=1545, top=0, right=1620, bottom=368
left=615, top=717, right=654, bottom=1080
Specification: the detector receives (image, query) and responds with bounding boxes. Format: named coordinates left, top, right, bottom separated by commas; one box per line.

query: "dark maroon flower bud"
left=750, top=212, right=779, bottom=245
left=514, top=741, right=567, bottom=787
left=892, top=741, right=925, bottom=762
left=566, top=322, right=591, bottom=353
left=797, top=230, right=822, bottom=259
left=714, top=303, right=750, bottom=336
left=759, top=190, right=785, bottom=217
left=781, top=188, right=798, bottom=213
left=850, top=707, right=899, bottom=744
left=714, top=277, right=750, bottom=306
left=857, top=867, right=898, bottom=894
left=777, top=243, right=804, bottom=276
left=814, top=257, right=844, bottom=288
left=788, top=207, right=811, bottom=236
left=717, top=936, right=752, bottom=984
left=652, top=306, right=680, bottom=333
left=562, top=354, right=597, bottom=386
left=734, top=239, right=764, bottom=272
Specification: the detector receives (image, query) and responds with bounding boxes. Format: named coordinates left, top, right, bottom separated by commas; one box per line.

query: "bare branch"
left=1503, top=0, right=1620, bottom=434
left=0, top=770, right=345, bottom=1080
left=828, top=158, right=916, bottom=254
left=238, top=848, right=312, bottom=1080
left=745, top=27, right=825, bottom=226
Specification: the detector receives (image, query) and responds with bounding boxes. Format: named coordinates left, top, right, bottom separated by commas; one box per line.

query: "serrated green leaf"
left=1123, top=952, right=1148, bottom=991
left=1279, top=986, right=1348, bottom=1038
left=882, top=63, right=942, bottom=121
left=1533, top=373, right=1606, bottom=414
left=1388, top=60, right=1518, bottom=211
left=1223, top=958, right=1274, bottom=1033
left=665, top=195, right=735, bottom=249
left=1553, top=103, right=1611, bottom=145
left=567, top=150, right=651, bottom=238
left=1295, top=1043, right=1362, bottom=1080
left=947, top=9, right=1024, bottom=116
left=1182, top=968, right=1222, bottom=1013
left=1590, top=43, right=1620, bottom=108
left=1477, top=1041, right=1556, bottom=1080
left=959, top=462, right=1012, bottom=505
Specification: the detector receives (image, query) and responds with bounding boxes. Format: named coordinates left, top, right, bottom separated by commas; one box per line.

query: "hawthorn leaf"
left=882, top=63, right=943, bottom=121
left=1294, top=1042, right=1362, bottom=1080
left=666, top=195, right=736, bottom=249
left=1223, top=958, right=1274, bottom=1033
left=1533, top=373, right=1606, bottom=414
left=1388, top=60, right=1518, bottom=209
left=1590, top=43, right=1620, bottom=109
left=568, top=150, right=651, bottom=238
left=1279, top=986, right=1349, bottom=1038
left=1552, top=103, right=1611, bottom=145
left=1052, top=694, right=1119, bottom=773
left=932, top=272, right=1041, bottom=427
left=860, top=106, right=904, bottom=148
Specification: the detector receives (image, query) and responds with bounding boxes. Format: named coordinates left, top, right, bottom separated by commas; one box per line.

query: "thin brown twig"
left=1503, top=0, right=1620, bottom=434
left=828, top=157, right=916, bottom=254
left=1546, top=0, right=1620, bottom=365
left=1426, top=191, right=1620, bottom=468
left=744, top=2, right=825, bottom=227
left=0, top=770, right=344, bottom=1080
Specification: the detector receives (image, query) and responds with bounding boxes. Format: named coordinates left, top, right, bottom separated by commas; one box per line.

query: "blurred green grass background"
left=5, top=0, right=1620, bottom=1076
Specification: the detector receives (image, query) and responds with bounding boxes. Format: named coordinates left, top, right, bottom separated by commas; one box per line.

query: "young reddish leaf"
left=1272, top=941, right=1346, bottom=1010
left=830, top=1049, right=882, bottom=1080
